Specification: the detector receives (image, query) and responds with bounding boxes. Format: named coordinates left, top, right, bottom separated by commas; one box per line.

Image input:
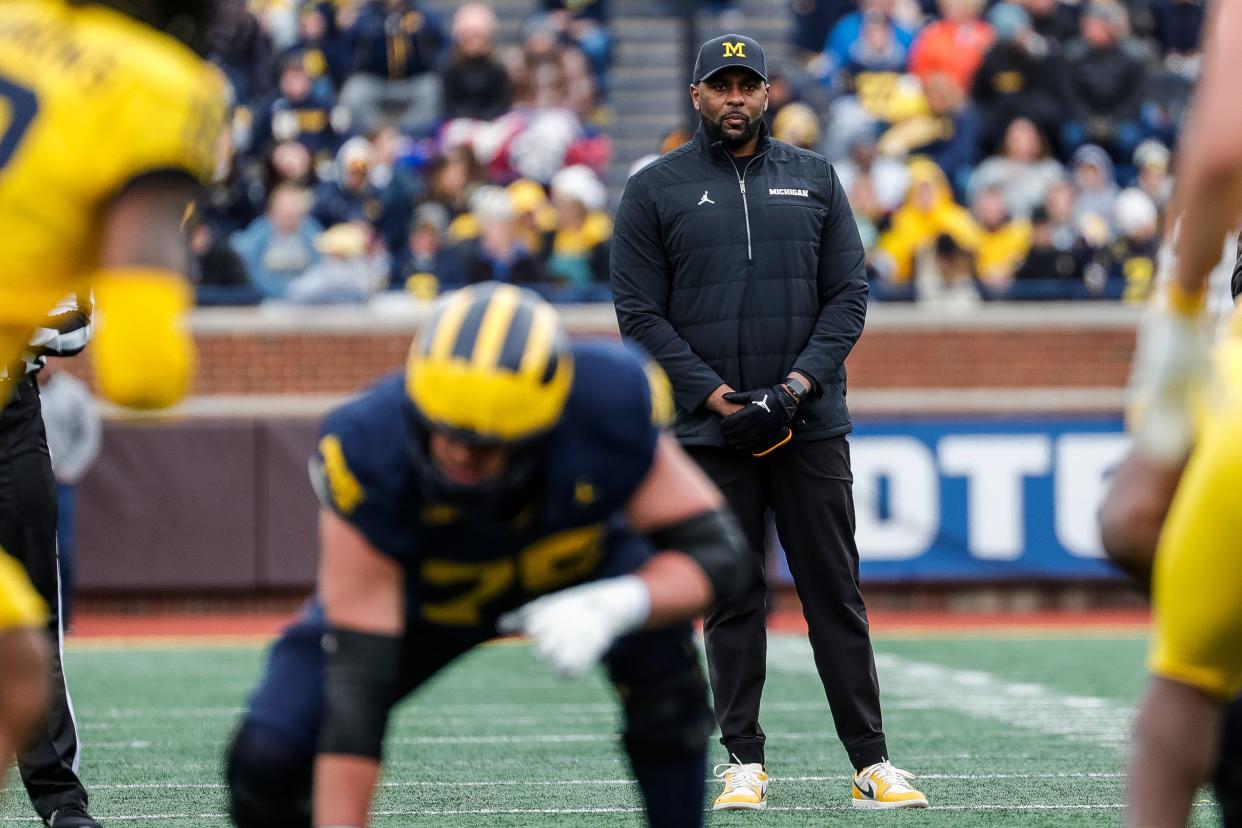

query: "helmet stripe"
left=519, top=301, right=557, bottom=381
left=496, top=298, right=535, bottom=373
left=541, top=334, right=564, bottom=384
left=471, top=284, right=522, bottom=370
left=450, top=292, right=493, bottom=361
left=426, top=290, right=474, bottom=359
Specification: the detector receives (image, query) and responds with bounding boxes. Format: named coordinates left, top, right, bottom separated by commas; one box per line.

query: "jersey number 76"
left=420, top=524, right=605, bottom=626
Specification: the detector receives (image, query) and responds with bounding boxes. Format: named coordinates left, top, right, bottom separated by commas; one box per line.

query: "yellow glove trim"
left=93, top=268, right=195, bottom=410
left=752, top=428, right=793, bottom=458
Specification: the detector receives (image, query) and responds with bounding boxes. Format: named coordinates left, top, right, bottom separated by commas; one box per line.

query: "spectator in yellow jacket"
left=875, top=157, right=980, bottom=283
left=972, top=184, right=1032, bottom=289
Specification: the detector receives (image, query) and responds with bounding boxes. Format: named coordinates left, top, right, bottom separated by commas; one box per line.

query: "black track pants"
left=690, top=436, right=887, bottom=771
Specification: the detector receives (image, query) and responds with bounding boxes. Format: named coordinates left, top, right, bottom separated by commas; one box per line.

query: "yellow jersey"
left=1149, top=324, right=1242, bottom=699
left=0, top=0, right=226, bottom=329
left=0, top=551, right=45, bottom=631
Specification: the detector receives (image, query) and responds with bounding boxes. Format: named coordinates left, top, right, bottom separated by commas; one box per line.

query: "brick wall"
left=67, top=306, right=1140, bottom=397
left=841, top=327, right=1132, bottom=389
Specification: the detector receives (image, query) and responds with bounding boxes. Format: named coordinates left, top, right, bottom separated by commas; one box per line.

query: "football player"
left=0, top=0, right=226, bottom=410
left=226, top=283, right=751, bottom=828
left=0, top=552, right=49, bottom=794
left=1104, top=457, right=1242, bottom=828
left=0, top=2, right=224, bottom=824
left=1118, top=0, right=1242, bottom=822
left=1102, top=242, right=1242, bottom=828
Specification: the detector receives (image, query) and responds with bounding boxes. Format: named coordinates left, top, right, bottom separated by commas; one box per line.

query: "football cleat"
left=46, top=805, right=102, bottom=828
left=712, top=758, right=768, bottom=810
left=851, top=760, right=929, bottom=809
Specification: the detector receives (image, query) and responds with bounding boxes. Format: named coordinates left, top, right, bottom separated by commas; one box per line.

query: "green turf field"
left=0, top=631, right=1219, bottom=826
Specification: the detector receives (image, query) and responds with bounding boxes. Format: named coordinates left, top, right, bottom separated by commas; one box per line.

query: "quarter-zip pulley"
left=728, top=151, right=767, bottom=261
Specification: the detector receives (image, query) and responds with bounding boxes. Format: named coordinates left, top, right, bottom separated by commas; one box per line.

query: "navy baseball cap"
left=692, top=34, right=767, bottom=84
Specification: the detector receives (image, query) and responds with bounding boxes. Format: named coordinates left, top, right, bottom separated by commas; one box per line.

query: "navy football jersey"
left=310, top=340, right=671, bottom=628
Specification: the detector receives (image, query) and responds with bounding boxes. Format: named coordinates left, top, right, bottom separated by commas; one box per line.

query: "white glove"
left=497, top=576, right=651, bottom=678
left=1127, top=303, right=1212, bottom=463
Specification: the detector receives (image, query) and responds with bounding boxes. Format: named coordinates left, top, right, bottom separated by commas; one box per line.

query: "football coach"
left=609, top=34, right=928, bottom=812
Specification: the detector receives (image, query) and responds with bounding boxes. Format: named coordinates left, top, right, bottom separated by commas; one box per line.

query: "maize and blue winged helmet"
left=404, top=283, right=574, bottom=504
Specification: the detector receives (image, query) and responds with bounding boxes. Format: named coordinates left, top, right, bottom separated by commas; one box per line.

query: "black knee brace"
left=619, top=662, right=715, bottom=758
left=226, top=724, right=314, bottom=828
left=1216, top=695, right=1242, bottom=827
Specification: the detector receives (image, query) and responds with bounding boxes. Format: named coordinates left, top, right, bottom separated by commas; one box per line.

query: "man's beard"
left=701, top=112, right=761, bottom=150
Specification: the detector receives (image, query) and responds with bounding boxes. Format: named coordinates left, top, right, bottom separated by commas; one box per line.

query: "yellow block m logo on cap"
left=722, top=41, right=747, bottom=58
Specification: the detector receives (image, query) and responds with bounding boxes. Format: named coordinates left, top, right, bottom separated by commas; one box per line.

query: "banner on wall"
left=771, top=417, right=1131, bottom=583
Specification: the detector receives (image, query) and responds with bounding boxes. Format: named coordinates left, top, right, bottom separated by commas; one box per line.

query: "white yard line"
left=87, top=731, right=997, bottom=749
left=81, top=714, right=621, bottom=732
left=768, top=637, right=1134, bottom=750
left=86, top=771, right=1128, bottom=791
left=88, top=707, right=247, bottom=718
left=79, top=699, right=932, bottom=725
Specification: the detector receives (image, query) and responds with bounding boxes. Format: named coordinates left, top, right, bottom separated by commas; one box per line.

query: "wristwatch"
left=783, top=376, right=809, bottom=403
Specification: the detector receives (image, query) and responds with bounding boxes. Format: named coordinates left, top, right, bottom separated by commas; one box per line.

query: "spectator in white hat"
left=546, top=165, right=611, bottom=286
left=1084, top=187, right=1159, bottom=301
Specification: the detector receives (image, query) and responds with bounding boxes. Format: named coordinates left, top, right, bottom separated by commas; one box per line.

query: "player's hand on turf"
left=720, top=386, right=798, bottom=457
left=1127, top=288, right=1212, bottom=463
left=497, top=576, right=651, bottom=678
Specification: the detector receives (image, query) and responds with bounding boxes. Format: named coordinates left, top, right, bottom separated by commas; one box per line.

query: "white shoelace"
left=713, top=759, right=764, bottom=792
left=858, top=760, right=918, bottom=792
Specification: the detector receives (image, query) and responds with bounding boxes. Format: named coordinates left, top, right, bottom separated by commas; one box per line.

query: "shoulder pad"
left=314, top=433, right=366, bottom=516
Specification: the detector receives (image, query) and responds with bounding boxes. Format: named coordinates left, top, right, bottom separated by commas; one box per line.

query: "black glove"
left=719, top=385, right=799, bottom=456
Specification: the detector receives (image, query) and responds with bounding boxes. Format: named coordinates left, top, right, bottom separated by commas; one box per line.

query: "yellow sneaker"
left=851, top=760, right=929, bottom=809
left=712, top=759, right=768, bottom=811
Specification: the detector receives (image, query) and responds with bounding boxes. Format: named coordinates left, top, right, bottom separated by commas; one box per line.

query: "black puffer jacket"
left=610, top=124, right=868, bottom=447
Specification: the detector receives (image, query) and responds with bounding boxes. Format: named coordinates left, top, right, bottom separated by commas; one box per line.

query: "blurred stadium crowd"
left=786, top=0, right=1193, bottom=304
left=192, top=0, right=1199, bottom=307
left=194, top=0, right=616, bottom=306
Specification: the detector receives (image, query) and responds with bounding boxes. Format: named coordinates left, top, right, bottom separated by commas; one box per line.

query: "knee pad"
left=1216, top=696, right=1242, bottom=827
left=226, top=723, right=314, bottom=828
left=619, top=662, right=715, bottom=759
